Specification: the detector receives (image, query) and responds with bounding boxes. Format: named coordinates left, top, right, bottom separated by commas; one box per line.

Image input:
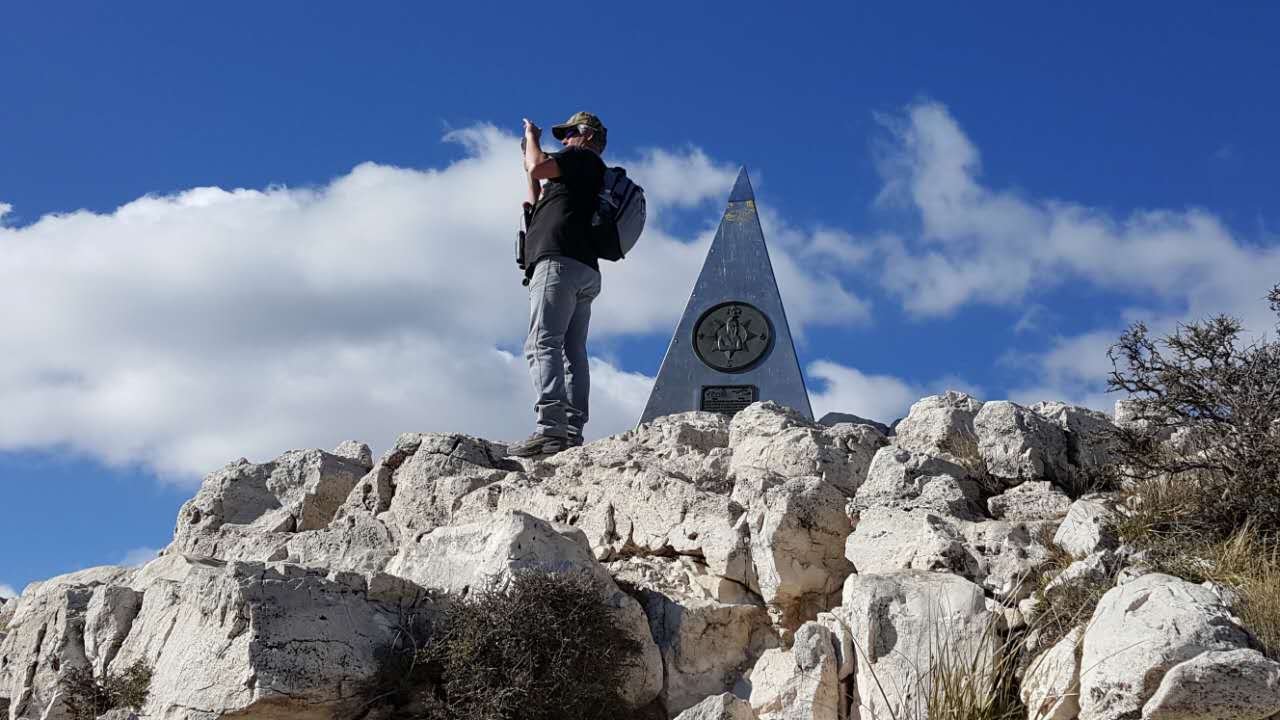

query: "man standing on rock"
left=507, top=112, right=608, bottom=458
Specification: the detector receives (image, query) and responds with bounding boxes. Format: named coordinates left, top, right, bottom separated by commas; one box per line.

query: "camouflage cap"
left=551, top=111, right=607, bottom=140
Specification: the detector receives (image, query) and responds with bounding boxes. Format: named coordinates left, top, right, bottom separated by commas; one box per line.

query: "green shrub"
left=60, top=659, right=152, bottom=720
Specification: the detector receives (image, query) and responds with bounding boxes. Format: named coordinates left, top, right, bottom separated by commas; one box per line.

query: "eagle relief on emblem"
left=693, top=302, right=773, bottom=373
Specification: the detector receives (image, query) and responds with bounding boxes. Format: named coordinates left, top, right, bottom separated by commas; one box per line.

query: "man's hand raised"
left=522, top=118, right=542, bottom=144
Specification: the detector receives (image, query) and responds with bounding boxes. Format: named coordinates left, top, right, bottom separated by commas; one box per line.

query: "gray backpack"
left=591, top=167, right=646, bottom=261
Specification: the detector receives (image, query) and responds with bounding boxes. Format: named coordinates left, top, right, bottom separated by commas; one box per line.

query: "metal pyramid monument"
left=640, top=167, right=812, bottom=424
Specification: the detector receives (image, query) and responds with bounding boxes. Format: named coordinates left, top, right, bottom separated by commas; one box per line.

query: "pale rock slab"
left=1054, top=497, right=1118, bottom=559
left=170, top=448, right=370, bottom=561
left=892, top=391, right=986, bottom=475
left=386, top=511, right=663, bottom=709
left=1022, top=627, right=1083, bottom=720
left=674, top=692, right=757, bottom=720
left=833, top=571, right=995, bottom=720
left=1142, top=648, right=1280, bottom=720
left=1032, top=402, right=1120, bottom=478
left=729, top=402, right=887, bottom=497
left=845, top=509, right=1054, bottom=601
left=748, top=622, right=841, bottom=720
left=853, top=446, right=975, bottom=513
left=974, top=401, right=1072, bottom=486
left=330, top=440, right=374, bottom=468
left=1080, top=573, right=1254, bottom=720
left=738, top=477, right=853, bottom=631
left=987, top=481, right=1072, bottom=521
left=613, top=556, right=777, bottom=716
left=108, top=554, right=428, bottom=720
left=450, top=414, right=753, bottom=588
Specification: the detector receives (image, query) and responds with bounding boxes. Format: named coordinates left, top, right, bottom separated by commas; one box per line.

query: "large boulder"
left=831, top=571, right=995, bottom=720
left=169, top=447, right=374, bottom=561
left=987, top=481, right=1072, bottom=521
left=845, top=509, right=1055, bottom=601
left=1031, top=402, right=1120, bottom=479
left=1079, top=573, right=1256, bottom=720
left=747, top=622, right=841, bottom=720
left=892, top=391, right=985, bottom=475
left=853, top=446, right=975, bottom=513
left=611, top=556, right=777, bottom=716
left=450, top=414, right=754, bottom=587
left=387, top=511, right=664, bottom=709
left=736, top=477, right=853, bottom=632
left=729, top=402, right=887, bottom=497
left=974, top=401, right=1071, bottom=487
left=1142, top=648, right=1280, bottom=720
left=0, top=556, right=429, bottom=720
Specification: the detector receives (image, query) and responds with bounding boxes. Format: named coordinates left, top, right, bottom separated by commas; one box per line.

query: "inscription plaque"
left=701, top=385, right=759, bottom=414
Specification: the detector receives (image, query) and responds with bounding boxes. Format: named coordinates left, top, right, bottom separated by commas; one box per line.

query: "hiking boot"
left=567, top=435, right=584, bottom=448
left=507, top=433, right=567, bottom=458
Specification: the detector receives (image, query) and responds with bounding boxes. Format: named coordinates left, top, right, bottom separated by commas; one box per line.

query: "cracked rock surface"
left=5, top=397, right=1279, bottom=720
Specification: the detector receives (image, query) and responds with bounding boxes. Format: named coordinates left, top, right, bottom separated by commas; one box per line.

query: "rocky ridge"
left=1, top=394, right=1277, bottom=720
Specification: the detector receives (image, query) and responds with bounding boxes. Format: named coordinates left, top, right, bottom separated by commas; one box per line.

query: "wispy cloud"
left=0, top=583, right=16, bottom=599
left=120, top=547, right=161, bottom=567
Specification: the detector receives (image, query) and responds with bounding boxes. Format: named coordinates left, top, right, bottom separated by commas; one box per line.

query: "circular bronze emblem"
left=693, top=302, right=773, bottom=373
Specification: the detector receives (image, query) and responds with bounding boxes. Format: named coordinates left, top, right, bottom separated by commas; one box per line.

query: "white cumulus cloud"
left=0, top=126, right=870, bottom=482
left=0, top=583, right=16, bottom=599
left=120, top=547, right=161, bottom=567
left=872, top=101, right=1280, bottom=407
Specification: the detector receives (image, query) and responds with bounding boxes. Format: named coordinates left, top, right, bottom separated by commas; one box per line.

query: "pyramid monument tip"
left=728, top=166, right=755, bottom=202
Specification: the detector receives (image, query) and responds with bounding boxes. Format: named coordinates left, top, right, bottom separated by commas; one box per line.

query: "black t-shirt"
left=523, top=146, right=605, bottom=277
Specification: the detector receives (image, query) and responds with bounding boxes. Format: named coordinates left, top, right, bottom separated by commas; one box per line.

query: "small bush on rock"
left=61, top=660, right=152, bottom=720
left=1107, top=284, right=1280, bottom=541
left=430, top=569, right=642, bottom=720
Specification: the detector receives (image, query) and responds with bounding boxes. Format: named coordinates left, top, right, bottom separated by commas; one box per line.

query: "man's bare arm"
left=523, top=118, right=561, bottom=183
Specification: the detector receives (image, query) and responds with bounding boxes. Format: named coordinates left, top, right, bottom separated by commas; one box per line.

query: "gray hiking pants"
left=524, top=256, right=602, bottom=439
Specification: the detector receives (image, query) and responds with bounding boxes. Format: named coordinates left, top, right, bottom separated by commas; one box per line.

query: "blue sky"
left=2, top=2, right=1278, bottom=596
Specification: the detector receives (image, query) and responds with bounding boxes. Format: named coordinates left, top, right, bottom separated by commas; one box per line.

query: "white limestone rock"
left=1044, top=551, right=1113, bottom=593
left=331, top=440, right=374, bottom=468
left=674, top=692, right=757, bottom=720
left=1079, top=573, right=1255, bottom=720
left=974, top=401, right=1072, bottom=486
left=738, top=477, right=854, bottom=631
left=893, top=391, right=986, bottom=474
left=729, top=402, right=887, bottom=497
left=845, top=508, right=1054, bottom=601
left=0, top=556, right=429, bottom=720
left=987, top=480, right=1072, bottom=520
left=1022, top=627, right=1083, bottom=720
left=1053, top=497, right=1118, bottom=559
left=387, top=511, right=663, bottom=709
left=450, top=414, right=753, bottom=588
left=170, top=448, right=372, bottom=561
left=1142, top=648, right=1280, bottom=720
left=748, top=622, right=841, bottom=720
left=833, top=571, right=995, bottom=720
left=613, top=556, right=777, bottom=716
left=1032, top=401, right=1119, bottom=477
left=853, top=446, right=975, bottom=513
